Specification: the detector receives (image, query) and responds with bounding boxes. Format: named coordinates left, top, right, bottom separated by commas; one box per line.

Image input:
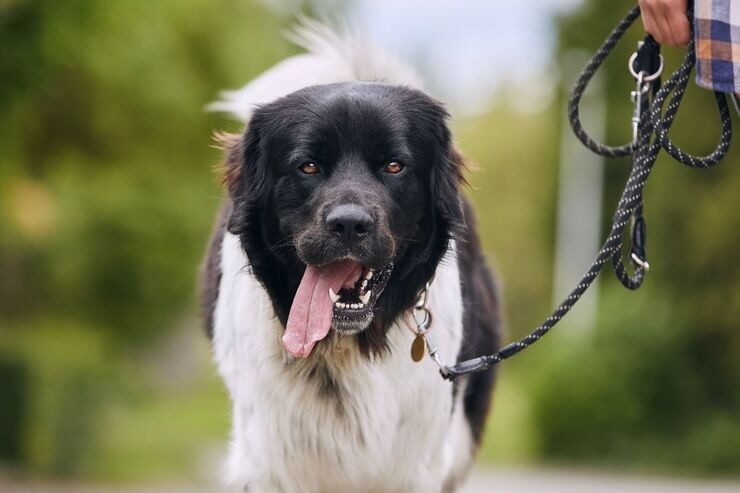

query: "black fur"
left=455, top=199, right=501, bottom=445
left=201, top=81, right=500, bottom=445
left=221, top=82, right=464, bottom=354
left=200, top=202, right=229, bottom=339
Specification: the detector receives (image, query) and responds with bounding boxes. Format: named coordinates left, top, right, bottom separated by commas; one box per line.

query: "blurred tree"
left=1, top=0, right=294, bottom=345
left=1, top=0, right=738, bottom=481
left=0, top=0, right=294, bottom=475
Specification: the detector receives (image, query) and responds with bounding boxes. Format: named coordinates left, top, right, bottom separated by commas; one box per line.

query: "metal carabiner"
left=411, top=305, right=432, bottom=332
left=628, top=42, right=663, bottom=145
left=630, top=71, right=650, bottom=145
left=414, top=281, right=432, bottom=310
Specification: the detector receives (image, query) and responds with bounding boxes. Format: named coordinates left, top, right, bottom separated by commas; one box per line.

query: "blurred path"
left=3, top=467, right=740, bottom=493
left=463, top=467, right=740, bottom=492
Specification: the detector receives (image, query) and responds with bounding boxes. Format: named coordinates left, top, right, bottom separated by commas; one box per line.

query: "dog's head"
left=222, top=82, right=464, bottom=357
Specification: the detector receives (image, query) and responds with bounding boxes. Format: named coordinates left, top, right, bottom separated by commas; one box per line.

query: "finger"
left=653, top=7, right=679, bottom=46
left=640, top=1, right=664, bottom=42
left=660, top=11, right=680, bottom=46
left=642, top=12, right=659, bottom=41
left=667, top=9, right=691, bottom=46
left=639, top=0, right=653, bottom=32
left=659, top=0, right=690, bottom=47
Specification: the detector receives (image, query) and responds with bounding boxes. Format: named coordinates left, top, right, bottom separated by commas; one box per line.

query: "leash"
left=411, top=4, right=733, bottom=381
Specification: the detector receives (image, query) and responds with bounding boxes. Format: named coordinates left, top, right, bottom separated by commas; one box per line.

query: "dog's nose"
left=326, top=204, right=374, bottom=244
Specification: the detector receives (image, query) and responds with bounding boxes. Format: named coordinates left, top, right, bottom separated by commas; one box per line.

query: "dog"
left=201, top=22, right=501, bottom=493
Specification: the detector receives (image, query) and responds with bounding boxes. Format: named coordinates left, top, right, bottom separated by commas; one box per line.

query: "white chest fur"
left=211, top=232, right=472, bottom=493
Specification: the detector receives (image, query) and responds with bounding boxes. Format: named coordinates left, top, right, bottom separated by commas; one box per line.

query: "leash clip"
left=630, top=71, right=650, bottom=145
left=628, top=39, right=664, bottom=145
left=409, top=283, right=451, bottom=376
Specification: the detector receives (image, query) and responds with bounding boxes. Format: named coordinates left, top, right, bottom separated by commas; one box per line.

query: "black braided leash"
left=439, top=4, right=733, bottom=381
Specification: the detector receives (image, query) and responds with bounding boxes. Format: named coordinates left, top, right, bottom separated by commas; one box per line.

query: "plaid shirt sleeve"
left=695, top=0, right=740, bottom=93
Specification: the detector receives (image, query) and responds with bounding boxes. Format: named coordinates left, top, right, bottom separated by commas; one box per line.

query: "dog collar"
left=405, top=282, right=449, bottom=374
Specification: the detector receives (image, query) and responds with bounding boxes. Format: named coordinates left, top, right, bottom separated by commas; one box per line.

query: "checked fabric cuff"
left=695, top=0, right=740, bottom=94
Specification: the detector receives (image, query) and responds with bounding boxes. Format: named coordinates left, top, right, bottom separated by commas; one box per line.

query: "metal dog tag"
left=411, top=334, right=426, bottom=362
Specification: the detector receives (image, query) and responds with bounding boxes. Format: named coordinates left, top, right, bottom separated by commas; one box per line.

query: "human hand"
left=639, top=0, right=691, bottom=47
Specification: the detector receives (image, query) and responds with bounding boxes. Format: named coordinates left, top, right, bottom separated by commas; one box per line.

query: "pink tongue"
left=283, top=260, right=363, bottom=358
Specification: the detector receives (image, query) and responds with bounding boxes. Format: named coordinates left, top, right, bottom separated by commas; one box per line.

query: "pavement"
left=3, top=467, right=740, bottom=493
left=464, top=467, right=740, bottom=493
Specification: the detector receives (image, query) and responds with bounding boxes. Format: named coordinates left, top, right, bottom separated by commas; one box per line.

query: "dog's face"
left=224, top=82, right=464, bottom=355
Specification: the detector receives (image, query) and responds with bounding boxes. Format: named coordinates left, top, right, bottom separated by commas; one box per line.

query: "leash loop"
left=567, top=5, right=642, bottom=158
left=438, top=4, right=733, bottom=381
left=648, top=34, right=732, bottom=168
left=628, top=50, right=664, bottom=82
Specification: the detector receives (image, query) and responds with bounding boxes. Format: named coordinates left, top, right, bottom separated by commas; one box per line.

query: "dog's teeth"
left=328, top=288, right=340, bottom=303
left=359, top=291, right=371, bottom=304
left=350, top=303, right=359, bottom=309
left=365, top=270, right=374, bottom=280
left=361, top=280, right=368, bottom=290
left=338, top=302, right=347, bottom=309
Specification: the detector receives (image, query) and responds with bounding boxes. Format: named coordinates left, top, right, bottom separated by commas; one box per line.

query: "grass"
left=83, top=331, right=539, bottom=483
left=86, top=337, right=230, bottom=483
left=477, top=365, right=539, bottom=465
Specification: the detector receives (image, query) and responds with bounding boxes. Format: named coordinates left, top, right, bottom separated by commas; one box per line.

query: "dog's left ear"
left=397, top=98, right=466, bottom=281
left=423, top=100, right=466, bottom=247
left=412, top=96, right=466, bottom=235
left=432, top=144, right=466, bottom=233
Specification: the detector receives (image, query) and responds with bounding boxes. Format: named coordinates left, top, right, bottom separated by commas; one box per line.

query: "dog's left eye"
left=299, top=162, right=321, bottom=175
left=384, top=161, right=404, bottom=174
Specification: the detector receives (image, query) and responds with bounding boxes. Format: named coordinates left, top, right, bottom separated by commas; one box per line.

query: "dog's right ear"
left=215, top=114, right=270, bottom=235
left=213, top=131, right=244, bottom=198
left=214, top=130, right=242, bottom=197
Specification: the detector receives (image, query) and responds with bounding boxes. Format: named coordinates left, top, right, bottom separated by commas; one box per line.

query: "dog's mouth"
left=330, top=262, right=393, bottom=335
left=282, top=259, right=393, bottom=358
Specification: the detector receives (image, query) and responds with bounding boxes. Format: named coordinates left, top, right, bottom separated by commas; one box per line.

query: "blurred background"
left=1, top=0, right=739, bottom=491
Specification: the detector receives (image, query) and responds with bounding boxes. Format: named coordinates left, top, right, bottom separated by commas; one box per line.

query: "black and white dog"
left=202, top=23, right=501, bottom=493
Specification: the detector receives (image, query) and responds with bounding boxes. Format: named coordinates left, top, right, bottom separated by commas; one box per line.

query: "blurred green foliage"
left=530, top=285, right=740, bottom=474
left=0, top=0, right=294, bottom=345
left=518, top=0, right=740, bottom=476
left=1, top=0, right=738, bottom=483
left=0, top=0, right=291, bottom=477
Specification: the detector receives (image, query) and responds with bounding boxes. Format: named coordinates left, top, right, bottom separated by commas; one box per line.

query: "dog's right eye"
left=298, top=163, right=321, bottom=175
